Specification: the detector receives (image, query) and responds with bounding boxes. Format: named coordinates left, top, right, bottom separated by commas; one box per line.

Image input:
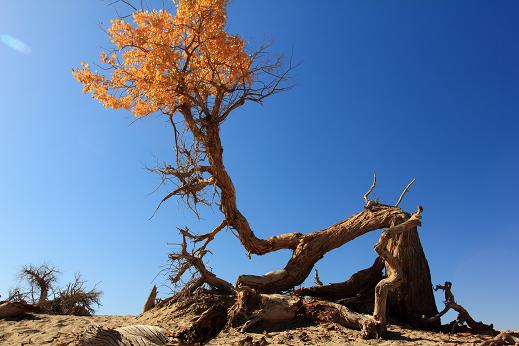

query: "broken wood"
left=302, top=299, right=379, bottom=339
left=78, top=324, right=169, bottom=346
left=424, top=281, right=495, bottom=334
left=143, top=285, right=158, bottom=313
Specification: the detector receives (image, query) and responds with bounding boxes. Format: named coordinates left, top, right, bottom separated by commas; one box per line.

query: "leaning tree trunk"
left=177, top=115, right=439, bottom=327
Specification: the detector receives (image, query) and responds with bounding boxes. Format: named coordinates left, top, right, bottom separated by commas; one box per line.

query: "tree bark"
left=181, top=119, right=438, bottom=324
left=235, top=206, right=409, bottom=293
left=302, top=299, right=380, bottom=339
left=386, top=227, right=439, bottom=327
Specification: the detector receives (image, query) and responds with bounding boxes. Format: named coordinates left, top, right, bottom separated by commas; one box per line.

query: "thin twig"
left=363, top=173, right=377, bottom=207
left=394, top=178, right=416, bottom=208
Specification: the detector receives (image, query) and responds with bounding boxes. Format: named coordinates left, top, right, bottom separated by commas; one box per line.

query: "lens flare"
left=0, top=34, right=31, bottom=54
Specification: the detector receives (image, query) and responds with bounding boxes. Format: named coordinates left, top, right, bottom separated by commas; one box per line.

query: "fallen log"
left=0, top=301, right=40, bottom=319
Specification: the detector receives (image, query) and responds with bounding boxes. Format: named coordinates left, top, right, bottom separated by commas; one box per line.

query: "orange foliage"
left=73, top=0, right=251, bottom=117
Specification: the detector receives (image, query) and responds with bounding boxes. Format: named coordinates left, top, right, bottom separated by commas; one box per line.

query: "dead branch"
left=423, top=281, right=495, bottom=334
left=313, top=269, right=323, bottom=286
left=236, top=202, right=412, bottom=293
left=142, top=285, right=158, bottom=313
left=49, top=273, right=102, bottom=316
left=363, top=173, right=378, bottom=209
left=394, top=178, right=416, bottom=207
left=167, top=228, right=235, bottom=298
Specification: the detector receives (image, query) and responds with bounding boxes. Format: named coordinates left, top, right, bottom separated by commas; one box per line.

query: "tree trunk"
left=182, top=120, right=439, bottom=323
left=386, top=226, right=439, bottom=327
left=293, top=226, right=439, bottom=328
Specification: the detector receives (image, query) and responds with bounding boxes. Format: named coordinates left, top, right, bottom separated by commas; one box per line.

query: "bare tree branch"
left=394, top=178, right=416, bottom=207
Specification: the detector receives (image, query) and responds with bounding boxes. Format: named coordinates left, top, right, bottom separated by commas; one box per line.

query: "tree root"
left=175, top=303, right=228, bottom=345
left=227, top=287, right=383, bottom=339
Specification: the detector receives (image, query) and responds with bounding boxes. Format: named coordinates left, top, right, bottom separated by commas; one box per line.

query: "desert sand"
left=1, top=292, right=515, bottom=346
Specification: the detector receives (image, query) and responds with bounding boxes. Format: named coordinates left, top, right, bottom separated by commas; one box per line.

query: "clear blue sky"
left=1, top=0, right=518, bottom=329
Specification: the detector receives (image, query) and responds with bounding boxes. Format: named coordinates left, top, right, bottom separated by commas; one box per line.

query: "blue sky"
left=1, top=0, right=518, bottom=329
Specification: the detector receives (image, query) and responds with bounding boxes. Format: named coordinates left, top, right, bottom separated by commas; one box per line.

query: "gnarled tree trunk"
left=171, top=116, right=439, bottom=329
left=386, top=226, right=438, bottom=327
left=293, top=224, right=439, bottom=327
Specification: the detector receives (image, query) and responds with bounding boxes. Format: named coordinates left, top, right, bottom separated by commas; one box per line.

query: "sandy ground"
left=0, top=314, right=500, bottom=345
left=0, top=295, right=513, bottom=345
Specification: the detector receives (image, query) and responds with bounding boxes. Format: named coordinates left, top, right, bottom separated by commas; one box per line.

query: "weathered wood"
left=228, top=287, right=302, bottom=331
left=368, top=209, right=423, bottom=336
left=78, top=324, right=169, bottom=346
left=0, top=301, right=39, bottom=319
left=228, top=288, right=380, bottom=339
left=294, top=257, right=384, bottom=302
left=302, top=299, right=379, bottom=339
left=424, top=282, right=495, bottom=334
left=142, top=286, right=158, bottom=313
left=386, top=226, right=439, bottom=327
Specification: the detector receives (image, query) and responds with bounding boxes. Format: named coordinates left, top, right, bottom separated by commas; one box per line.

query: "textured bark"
left=79, top=325, right=169, bottom=346
left=302, top=299, right=379, bottom=339
left=369, top=210, right=425, bottom=335
left=228, top=287, right=302, bottom=331
left=235, top=206, right=410, bottom=293
left=386, top=227, right=439, bottom=327
left=177, top=116, right=438, bottom=326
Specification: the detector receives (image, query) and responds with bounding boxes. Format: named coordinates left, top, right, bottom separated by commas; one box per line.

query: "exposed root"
left=228, top=287, right=302, bottom=331
left=175, top=303, right=228, bottom=345
left=302, top=299, right=380, bottom=339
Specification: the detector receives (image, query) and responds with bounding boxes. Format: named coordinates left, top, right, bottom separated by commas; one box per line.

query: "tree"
left=1, top=264, right=102, bottom=318
left=73, top=0, right=438, bottom=336
left=50, top=273, right=102, bottom=316
left=19, top=264, right=59, bottom=306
